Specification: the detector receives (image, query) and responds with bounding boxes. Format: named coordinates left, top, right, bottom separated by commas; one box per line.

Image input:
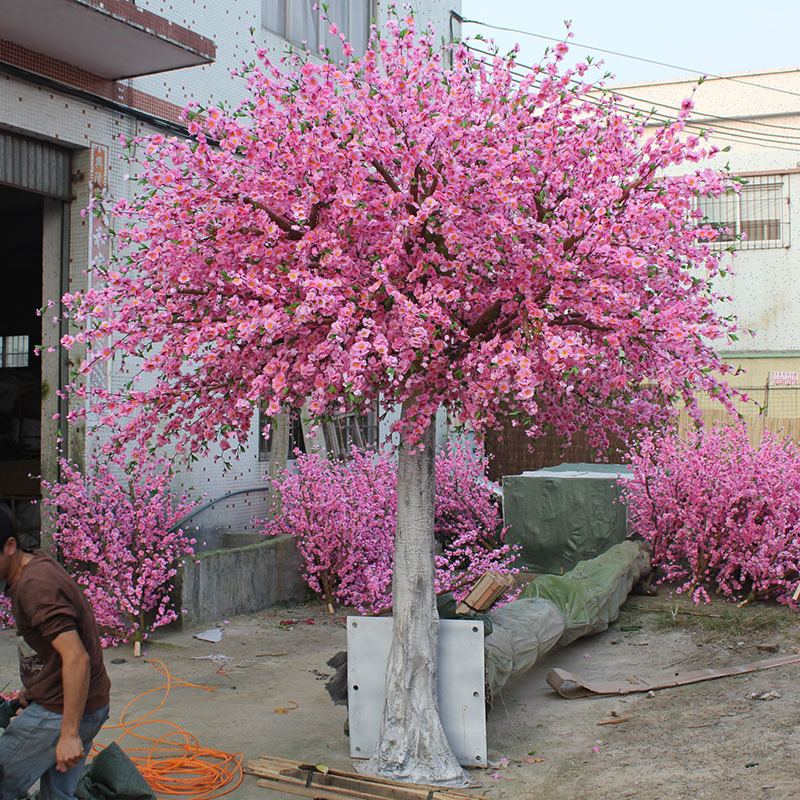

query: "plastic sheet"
left=519, top=540, right=651, bottom=645
left=483, top=541, right=651, bottom=694
left=484, top=598, right=565, bottom=695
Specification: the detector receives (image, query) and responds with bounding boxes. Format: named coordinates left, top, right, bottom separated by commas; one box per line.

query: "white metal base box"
left=347, top=616, right=487, bottom=767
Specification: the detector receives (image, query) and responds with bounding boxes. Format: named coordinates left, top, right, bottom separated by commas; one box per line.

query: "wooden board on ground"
left=244, top=756, right=489, bottom=800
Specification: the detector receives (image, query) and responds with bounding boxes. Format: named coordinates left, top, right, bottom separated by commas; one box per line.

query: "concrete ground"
left=2, top=591, right=800, bottom=800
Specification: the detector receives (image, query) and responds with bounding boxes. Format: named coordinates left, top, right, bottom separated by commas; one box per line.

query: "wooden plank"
left=251, top=766, right=418, bottom=800
left=245, top=757, right=489, bottom=800
left=256, top=776, right=390, bottom=800
left=455, top=571, right=514, bottom=614
left=253, top=755, right=481, bottom=796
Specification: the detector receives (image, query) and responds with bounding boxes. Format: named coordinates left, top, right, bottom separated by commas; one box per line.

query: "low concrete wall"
left=179, top=535, right=308, bottom=626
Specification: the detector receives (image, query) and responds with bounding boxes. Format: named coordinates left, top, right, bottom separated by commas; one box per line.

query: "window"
left=697, top=174, right=790, bottom=250
left=258, top=408, right=306, bottom=461
left=320, top=405, right=379, bottom=457
left=262, top=0, right=370, bottom=62
left=258, top=403, right=379, bottom=460
left=0, top=335, right=30, bottom=368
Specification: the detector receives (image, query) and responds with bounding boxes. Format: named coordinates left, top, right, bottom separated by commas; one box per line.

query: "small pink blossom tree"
left=265, top=447, right=397, bottom=612
left=42, top=457, right=197, bottom=646
left=62, top=14, right=738, bottom=783
left=0, top=596, right=12, bottom=630
left=265, top=440, right=515, bottom=613
left=625, top=424, right=800, bottom=606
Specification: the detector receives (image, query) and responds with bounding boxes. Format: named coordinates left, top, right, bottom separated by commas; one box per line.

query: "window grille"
left=696, top=174, right=790, bottom=250
left=258, top=402, right=379, bottom=460
left=320, top=405, right=379, bottom=457
left=262, top=0, right=370, bottom=61
left=1, top=335, right=29, bottom=368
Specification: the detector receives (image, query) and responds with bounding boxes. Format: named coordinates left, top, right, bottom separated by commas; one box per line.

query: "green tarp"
left=76, top=742, right=155, bottom=800
left=518, top=540, right=651, bottom=646
left=502, top=463, right=631, bottom=574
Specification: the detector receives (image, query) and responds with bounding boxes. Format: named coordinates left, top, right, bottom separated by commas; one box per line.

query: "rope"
left=92, top=659, right=243, bottom=799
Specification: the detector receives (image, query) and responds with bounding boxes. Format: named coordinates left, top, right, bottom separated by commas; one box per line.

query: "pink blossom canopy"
left=63, top=15, right=737, bottom=454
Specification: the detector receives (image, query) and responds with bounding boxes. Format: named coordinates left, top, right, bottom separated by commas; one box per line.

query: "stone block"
left=179, top=534, right=307, bottom=626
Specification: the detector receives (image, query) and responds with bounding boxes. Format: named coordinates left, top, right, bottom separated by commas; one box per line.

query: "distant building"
left=0, top=0, right=461, bottom=539
left=616, top=68, right=800, bottom=443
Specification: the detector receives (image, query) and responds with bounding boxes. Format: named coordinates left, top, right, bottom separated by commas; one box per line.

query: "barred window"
left=697, top=174, right=790, bottom=250
left=258, top=408, right=306, bottom=461
left=1, top=335, right=29, bottom=368
left=319, top=405, right=379, bottom=457
left=262, top=0, right=370, bottom=62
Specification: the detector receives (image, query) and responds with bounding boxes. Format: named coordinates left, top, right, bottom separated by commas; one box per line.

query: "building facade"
left=614, top=68, right=800, bottom=441
left=0, top=0, right=460, bottom=538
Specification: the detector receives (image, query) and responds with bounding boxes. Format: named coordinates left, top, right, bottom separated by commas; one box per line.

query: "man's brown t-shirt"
left=8, top=551, right=110, bottom=713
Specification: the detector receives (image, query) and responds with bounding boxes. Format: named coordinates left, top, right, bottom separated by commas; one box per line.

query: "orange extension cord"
left=91, top=659, right=243, bottom=799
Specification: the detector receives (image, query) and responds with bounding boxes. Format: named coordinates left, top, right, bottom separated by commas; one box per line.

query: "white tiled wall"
left=2, top=0, right=460, bottom=509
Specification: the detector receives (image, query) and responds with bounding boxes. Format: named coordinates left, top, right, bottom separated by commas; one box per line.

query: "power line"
left=464, top=43, right=800, bottom=152
left=456, top=13, right=800, bottom=103
left=609, top=88, right=800, bottom=137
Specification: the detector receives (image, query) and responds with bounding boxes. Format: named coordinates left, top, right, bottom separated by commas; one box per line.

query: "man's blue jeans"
left=0, top=702, right=109, bottom=800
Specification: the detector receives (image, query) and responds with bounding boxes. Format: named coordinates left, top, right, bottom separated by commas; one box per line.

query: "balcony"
left=0, top=0, right=215, bottom=79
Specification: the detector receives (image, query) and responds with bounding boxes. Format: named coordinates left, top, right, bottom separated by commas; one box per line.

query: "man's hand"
left=17, top=687, right=29, bottom=708
left=55, top=732, right=85, bottom=773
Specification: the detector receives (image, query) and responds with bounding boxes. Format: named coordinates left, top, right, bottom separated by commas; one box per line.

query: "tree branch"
left=466, top=299, right=503, bottom=339
left=308, top=198, right=333, bottom=229
left=243, top=198, right=303, bottom=240
left=550, top=313, right=610, bottom=332
left=371, top=159, right=402, bottom=194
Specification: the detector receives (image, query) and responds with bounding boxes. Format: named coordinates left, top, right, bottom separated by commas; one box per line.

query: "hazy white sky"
left=460, top=0, right=800, bottom=86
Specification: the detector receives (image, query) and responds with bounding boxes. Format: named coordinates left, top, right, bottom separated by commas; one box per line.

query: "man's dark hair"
left=0, top=505, right=17, bottom=551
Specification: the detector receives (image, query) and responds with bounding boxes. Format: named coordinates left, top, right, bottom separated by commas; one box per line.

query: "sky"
left=460, top=0, right=800, bottom=86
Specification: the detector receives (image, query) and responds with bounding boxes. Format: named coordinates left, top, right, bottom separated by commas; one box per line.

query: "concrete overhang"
left=0, top=0, right=215, bottom=79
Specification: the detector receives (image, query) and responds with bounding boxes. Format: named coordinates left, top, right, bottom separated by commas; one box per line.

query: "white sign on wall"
left=769, top=371, right=799, bottom=386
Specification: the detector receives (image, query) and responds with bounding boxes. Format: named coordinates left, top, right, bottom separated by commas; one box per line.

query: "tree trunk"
left=359, top=409, right=468, bottom=786
left=267, top=412, right=289, bottom=521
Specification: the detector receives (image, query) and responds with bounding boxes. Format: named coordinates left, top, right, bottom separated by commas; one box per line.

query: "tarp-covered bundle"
left=483, top=541, right=650, bottom=694
left=502, top=464, right=631, bottom=574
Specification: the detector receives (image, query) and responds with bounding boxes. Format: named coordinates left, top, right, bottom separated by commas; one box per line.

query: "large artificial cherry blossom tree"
left=63, top=13, right=738, bottom=786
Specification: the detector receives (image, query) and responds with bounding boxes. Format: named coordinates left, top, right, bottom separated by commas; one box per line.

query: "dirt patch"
left=476, top=591, right=800, bottom=800
left=1, top=590, right=799, bottom=800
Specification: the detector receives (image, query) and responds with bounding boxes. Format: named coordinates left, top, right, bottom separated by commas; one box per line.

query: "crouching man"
left=0, top=512, right=110, bottom=799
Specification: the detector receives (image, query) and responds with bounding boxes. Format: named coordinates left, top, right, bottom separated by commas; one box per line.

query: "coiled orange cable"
left=92, top=659, right=243, bottom=799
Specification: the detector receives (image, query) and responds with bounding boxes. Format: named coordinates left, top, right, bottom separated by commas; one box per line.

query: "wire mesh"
left=679, top=383, right=800, bottom=447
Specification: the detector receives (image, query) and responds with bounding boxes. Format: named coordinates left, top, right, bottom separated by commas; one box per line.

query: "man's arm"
left=50, top=629, right=90, bottom=773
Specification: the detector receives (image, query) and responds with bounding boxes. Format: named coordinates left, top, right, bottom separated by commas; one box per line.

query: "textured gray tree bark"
left=360, top=411, right=469, bottom=786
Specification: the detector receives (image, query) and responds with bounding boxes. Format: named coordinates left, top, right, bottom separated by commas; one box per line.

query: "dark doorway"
left=0, top=185, right=43, bottom=542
